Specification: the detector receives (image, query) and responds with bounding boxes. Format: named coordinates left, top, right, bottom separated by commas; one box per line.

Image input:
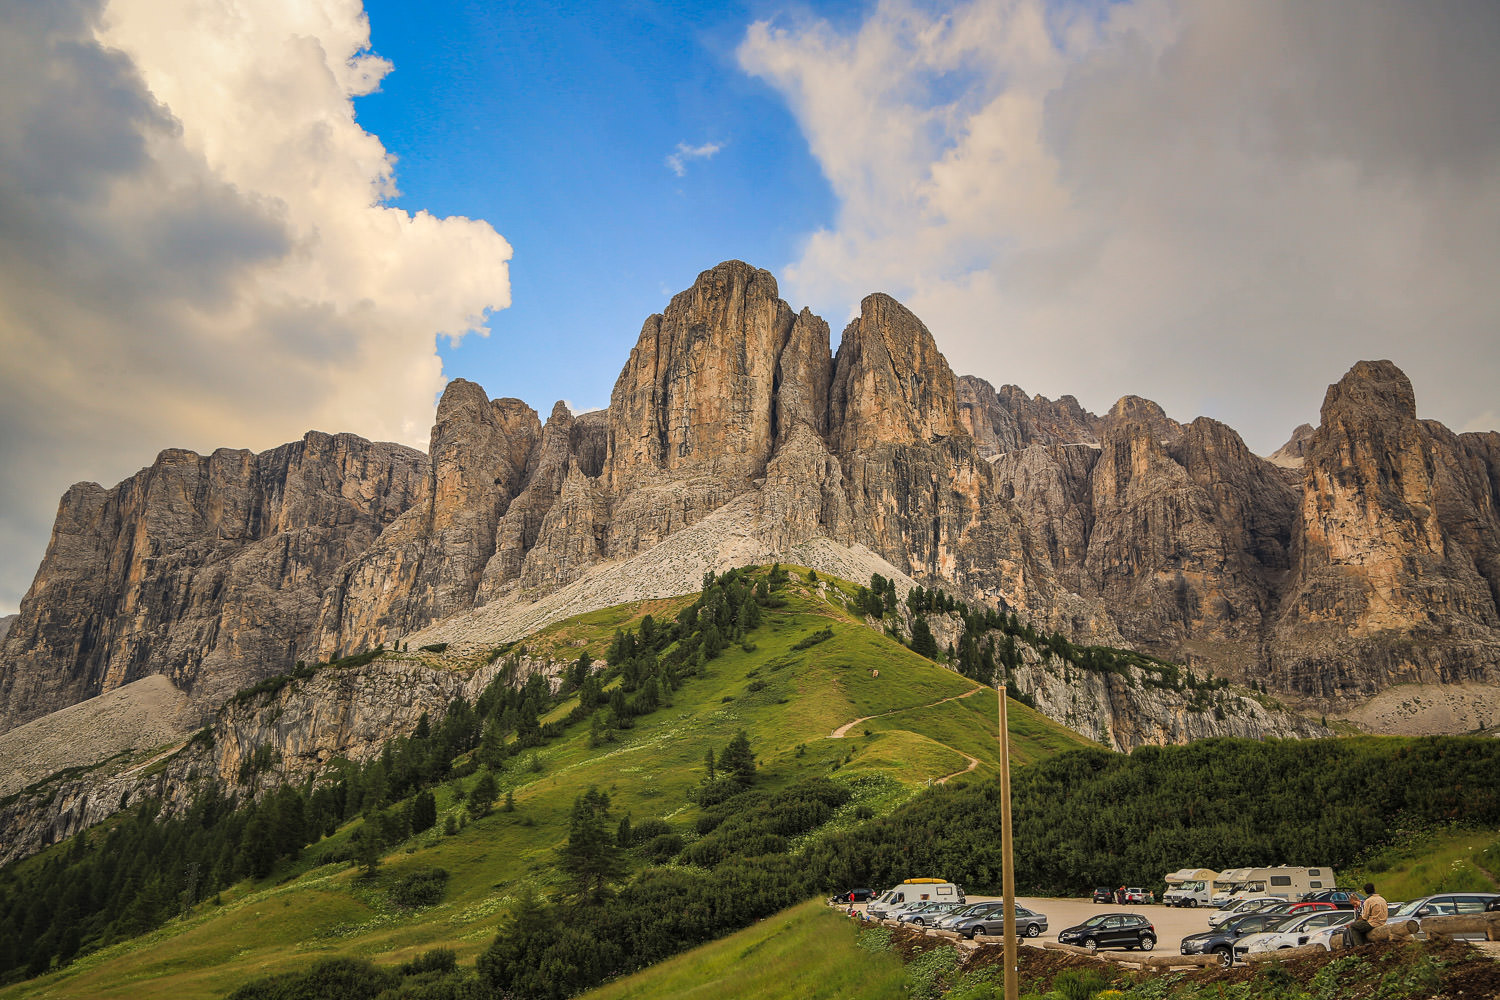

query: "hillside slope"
left=0, top=568, right=1091, bottom=1000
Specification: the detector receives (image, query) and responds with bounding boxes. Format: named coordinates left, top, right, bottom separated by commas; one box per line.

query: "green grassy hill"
left=2, top=567, right=1093, bottom=1000
left=578, top=899, right=906, bottom=1000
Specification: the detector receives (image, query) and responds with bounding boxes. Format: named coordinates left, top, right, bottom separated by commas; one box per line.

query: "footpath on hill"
left=829, top=685, right=988, bottom=739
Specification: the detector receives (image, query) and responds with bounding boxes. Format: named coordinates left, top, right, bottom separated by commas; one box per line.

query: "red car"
left=1286, top=900, right=1337, bottom=915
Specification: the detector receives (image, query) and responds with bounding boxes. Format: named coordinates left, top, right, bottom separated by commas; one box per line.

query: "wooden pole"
left=999, top=684, right=1018, bottom=1000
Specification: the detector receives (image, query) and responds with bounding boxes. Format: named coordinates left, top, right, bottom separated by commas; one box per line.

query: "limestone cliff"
left=1271, top=361, right=1500, bottom=701
left=0, top=433, right=427, bottom=731
left=6, top=262, right=1498, bottom=744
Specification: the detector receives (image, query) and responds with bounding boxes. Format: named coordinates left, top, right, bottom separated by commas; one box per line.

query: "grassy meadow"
left=1, top=568, right=1092, bottom=999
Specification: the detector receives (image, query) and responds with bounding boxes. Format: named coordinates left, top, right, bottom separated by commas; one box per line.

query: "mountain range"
left=3, top=260, right=1498, bottom=741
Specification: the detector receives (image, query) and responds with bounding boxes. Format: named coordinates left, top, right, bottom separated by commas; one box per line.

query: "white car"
left=1303, top=916, right=1358, bottom=951
left=1208, top=896, right=1288, bottom=928
left=1234, top=911, right=1353, bottom=958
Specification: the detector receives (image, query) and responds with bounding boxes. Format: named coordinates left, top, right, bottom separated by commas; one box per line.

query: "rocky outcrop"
left=0, top=433, right=427, bottom=732
left=1010, top=648, right=1327, bottom=752
left=1271, top=361, right=1500, bottom=701
left=0, top=649, right=568, bottom=865
left=6, top=261, right=1498, bottom=744
left=957, top=376, right=1100, bottom=458
left=0, top=615, right=13, bottom=644
left=312, top=385, right=543, bottom=657
left=1268, top=423, right=1316, bottom=469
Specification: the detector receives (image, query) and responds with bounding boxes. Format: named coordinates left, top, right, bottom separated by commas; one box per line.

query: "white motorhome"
left=1162, top=868, right=1220, bottom=908
left=1210, top=866, right=1336, bottom=905
left=865, top=878, right=965, bottom=919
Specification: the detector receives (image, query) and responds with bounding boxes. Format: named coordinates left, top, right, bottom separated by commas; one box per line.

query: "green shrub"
left=387, top=868, right=449, bottom=909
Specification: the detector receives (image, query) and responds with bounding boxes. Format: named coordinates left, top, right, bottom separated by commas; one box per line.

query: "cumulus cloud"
left=739, top=0, right=1500, bottom=452
left=0, top=0, right=512, bottom=614
left=666, top=141, right=724, bottom=177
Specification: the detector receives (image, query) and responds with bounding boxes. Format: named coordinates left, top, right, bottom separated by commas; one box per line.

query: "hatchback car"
left=1057, top=913, right=1155, bottom=952
left=1400, top=893, right=1500, bottom=941
left=838, top=888, right=876, bottom=903
left=1235, top=910, right=1354, bottom=958
left=1091, top=887, right=1114, bottom=904
left=1301, top=889, right=1365, bottom=909
left=1179, top=911, right=1290, bottom=967
left=897, top=901, right=963, bottom=926
left=947, top=902, right=1048, bottom=939
left=1207, top=897, right=1287, bottom=928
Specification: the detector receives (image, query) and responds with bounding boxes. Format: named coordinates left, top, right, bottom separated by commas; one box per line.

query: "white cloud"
left=666, top=140, right=724, bottom=177
left=0, top=0, right=512, bottom=610
left=739, top=0, right=1500, bottom=451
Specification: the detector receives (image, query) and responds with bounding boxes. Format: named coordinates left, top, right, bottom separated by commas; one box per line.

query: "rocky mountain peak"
left=1269, top=423, right=1316, bottom=468
left=1320, top=359, right=1417, bottom=424
left=605, top=260, right=794, bottom=489
left=1105, top=394, right=1182, bottom=442
left=829, top=292, right=961, bottom=454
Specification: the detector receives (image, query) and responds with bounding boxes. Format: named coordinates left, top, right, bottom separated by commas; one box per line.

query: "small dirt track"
left=829, top=685, right=987, bottom=738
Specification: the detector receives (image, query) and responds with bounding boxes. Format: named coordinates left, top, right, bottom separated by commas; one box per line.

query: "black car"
left=1179, top=911, right=1289, bottom=967
left=1091, top=887, right=1114, bottom=904
left=836, top=888, right=876, bottom=903
left=1057, top=913, right=1156, bottom=952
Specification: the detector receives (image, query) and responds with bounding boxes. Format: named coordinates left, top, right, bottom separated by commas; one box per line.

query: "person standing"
left=1349, top=882, right=1388, bottom=945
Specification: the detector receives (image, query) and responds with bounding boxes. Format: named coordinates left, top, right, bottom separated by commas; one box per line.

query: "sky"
left=1, top=0, right=1498, bottom=616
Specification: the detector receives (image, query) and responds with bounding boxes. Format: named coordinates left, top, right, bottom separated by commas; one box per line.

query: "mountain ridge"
left=2, top=260, right=1498, bottom=738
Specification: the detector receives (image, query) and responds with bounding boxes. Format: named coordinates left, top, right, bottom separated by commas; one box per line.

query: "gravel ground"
left=845, top=896, right=1223, bottom=955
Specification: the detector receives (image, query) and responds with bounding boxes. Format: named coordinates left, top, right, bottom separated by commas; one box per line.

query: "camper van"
left=1210, top=867, right=1336, bottom=906
left=865, top=879, right=966, bottom=919
left=1162, top=868, right=1220, bottom=908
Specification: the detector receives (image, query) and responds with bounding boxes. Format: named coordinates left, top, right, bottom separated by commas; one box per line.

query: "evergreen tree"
left=718, top=731, right=756, bottom=785
left=911, top=616, right=939, bottom=660
left=471, top=771, right=498, bottom=817
left=559, top=788, right=624, bottom=905
left=411, top=790, right=437, bottom=833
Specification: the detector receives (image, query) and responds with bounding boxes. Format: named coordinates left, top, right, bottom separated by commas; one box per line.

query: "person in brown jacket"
left=1349, top=882, right=1388, bottom=944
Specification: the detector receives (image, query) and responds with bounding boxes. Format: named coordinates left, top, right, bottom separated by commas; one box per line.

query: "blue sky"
left=355, top=0, right=852, bottom=412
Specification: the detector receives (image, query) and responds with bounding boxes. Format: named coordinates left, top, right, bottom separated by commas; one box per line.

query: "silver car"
left=897, top=901, right=963, bottom=926
left=948, top=901, right=1047, bottom=939
left=1399, top=892, right=1500, bottom=941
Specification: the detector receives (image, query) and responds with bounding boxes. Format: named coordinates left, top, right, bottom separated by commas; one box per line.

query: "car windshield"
left=1390, top=900, right=1420, bottom=917
left=1083, top=915, right=1110, bottom=927
left=1266, top=915, right=1301, bottom=932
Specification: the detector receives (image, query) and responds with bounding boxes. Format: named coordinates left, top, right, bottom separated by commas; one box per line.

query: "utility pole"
left=998, top=682, right=1018, bottom=1000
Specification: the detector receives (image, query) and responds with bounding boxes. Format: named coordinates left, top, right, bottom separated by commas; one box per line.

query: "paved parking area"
left=847, top=897, right=1225, bottom=955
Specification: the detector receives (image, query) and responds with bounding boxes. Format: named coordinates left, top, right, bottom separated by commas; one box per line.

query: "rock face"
left=5, top=261, right=1498, bottom=743
left=0, top=649, right=567, bottom=865
left=0, top=433, right=427, bottom=732
left=0, top=616, right=13, bottom=644
left=1271, top=361, right=1500, bottom=701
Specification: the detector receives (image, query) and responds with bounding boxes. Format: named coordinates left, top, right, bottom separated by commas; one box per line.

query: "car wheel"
left=1214, top=946, right=1232, bottom=967
left=1082, top=937, right=1098, bottom=954
left=1140, top=934, right=1156, bottom=952
left=1188, top=899, right=1197, bottom=908
left=964, top=928, right=977, bottom=940
left=1026, top=924, right=1041, bottom=938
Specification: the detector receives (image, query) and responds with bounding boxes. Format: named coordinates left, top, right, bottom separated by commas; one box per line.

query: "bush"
left=388, top=868, right=449, bottom=909
left=643, top=833, right=684, bottom=863
left=227, top=958, right=397, bottom=1000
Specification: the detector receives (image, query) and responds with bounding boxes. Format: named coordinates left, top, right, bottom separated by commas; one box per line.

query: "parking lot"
left=846, top=896, right=1222, bottom=955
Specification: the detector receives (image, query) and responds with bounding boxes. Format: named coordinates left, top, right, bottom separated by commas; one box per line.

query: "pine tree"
left=911, top=616, right=938, bottom=660
left=560, top=788, right=624, bottom=904
left=471, top=772, right=498, bottom=817
left=719, top=731, right=756, bottom=785
left=411, top=790, right=437, bottom=833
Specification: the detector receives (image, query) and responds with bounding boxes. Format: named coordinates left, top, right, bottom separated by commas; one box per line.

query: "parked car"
left=1179, top=911, right=1290, bottom=967
left=1208, top=897, right=1288, bottom=928
left=1122, top=887, right=1154, bottom=904
left=1400, top=893, right=1500, bottom=941
left=1305, top=918, right=1359, bottom=952
left=946, top=902, right=1048, bottom=939
left=833, top=888, right=876, bottom=903
left=897, top=901, right=964, bottom=926
left=1092, top=887, right=1114, bottom=904
left=1285, top=900, right=1338, bottom=916
left=1301, top=888, right=1365, bottom=909
left=1234, top=910, right=1354, bottom=959
left=1057, top=913, right=1156, bottom=952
